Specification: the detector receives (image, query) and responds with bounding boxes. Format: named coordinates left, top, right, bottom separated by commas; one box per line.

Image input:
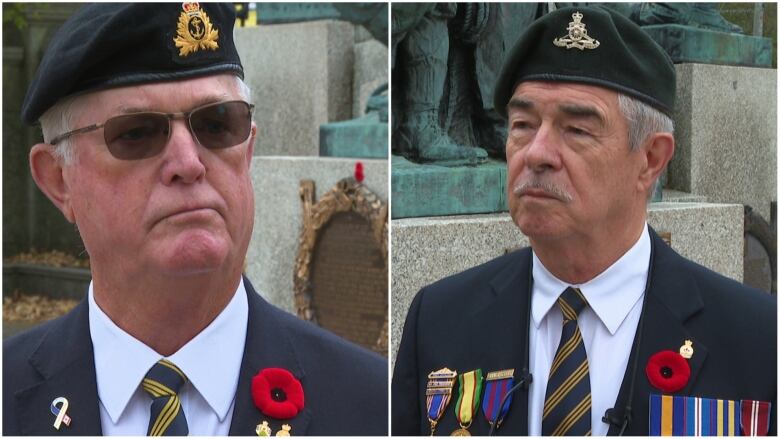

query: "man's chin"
left=515, top=216, right=569, bottom=241
left=151, top=233, right=232, bottom=276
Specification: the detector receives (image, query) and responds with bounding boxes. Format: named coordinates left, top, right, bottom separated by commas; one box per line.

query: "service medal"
left=481, top=369, right=515, bottom=429
left=452, top=369, right=483, bottom=436
left=426, top=368, right=458, bottom=436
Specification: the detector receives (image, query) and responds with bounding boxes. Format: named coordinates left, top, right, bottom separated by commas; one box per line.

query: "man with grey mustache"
left=392, top=5, right=775, bottom=436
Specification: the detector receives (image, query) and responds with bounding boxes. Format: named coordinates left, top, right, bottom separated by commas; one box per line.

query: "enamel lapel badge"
left=50, top=397, right=71, bottom=430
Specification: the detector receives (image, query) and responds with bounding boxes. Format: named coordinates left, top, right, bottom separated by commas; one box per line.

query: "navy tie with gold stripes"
left=542, top=287, right=592, bottom=436
left=143, top=359, right=189, bottom=436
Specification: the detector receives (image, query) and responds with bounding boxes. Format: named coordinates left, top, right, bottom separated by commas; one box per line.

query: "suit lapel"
left=14, top=300, right=103, bottom=435
left=472, top=248, right=532, bottom=435
left=608, top=230, right=708, bottom=435
left=228, top=278, right=312, bottom=436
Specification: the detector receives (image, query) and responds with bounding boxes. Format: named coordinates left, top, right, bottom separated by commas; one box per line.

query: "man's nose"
left=523, top=123, right=562, bottom=172
left=160, top=119, right=206, bottom=185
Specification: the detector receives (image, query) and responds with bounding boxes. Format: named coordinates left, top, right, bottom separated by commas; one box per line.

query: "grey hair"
left=618, top=93, right=674, bottom=152
left=38, top=76, right=253, bottom=165
left=618, top=93, right=674, bottom=199
left=39, top=93, right=80, bottom=164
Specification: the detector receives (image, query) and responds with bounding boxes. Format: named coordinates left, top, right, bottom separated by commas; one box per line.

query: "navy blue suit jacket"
left=392, top=230, right=776, bottom=435
left=4, top=278, right=388, bottom=435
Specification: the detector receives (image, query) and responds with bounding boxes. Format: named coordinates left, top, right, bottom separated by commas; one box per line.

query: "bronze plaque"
left=309, top=211, right=387, bottom=354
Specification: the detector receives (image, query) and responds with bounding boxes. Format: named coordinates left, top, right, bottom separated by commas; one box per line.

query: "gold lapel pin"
left=275, top=424, right=292, bottom=436
left=679, top=340, right=694, bottom=359
left=256, top=420, right=272, bottom=436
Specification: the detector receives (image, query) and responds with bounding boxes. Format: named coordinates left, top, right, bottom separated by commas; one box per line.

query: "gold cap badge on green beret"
left=553, top=12, right=600, bottom=50
left=174, top=2, right=219, bottom=57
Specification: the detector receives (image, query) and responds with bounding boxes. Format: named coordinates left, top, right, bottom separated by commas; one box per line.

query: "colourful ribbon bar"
left=481, top=369, right=515, bottom=428
left=741, top=399, right=771, bottom=436
left=650, top=394, right=743, bottom=436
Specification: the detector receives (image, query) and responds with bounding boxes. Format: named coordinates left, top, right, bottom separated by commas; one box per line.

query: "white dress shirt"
left=528, top=224, right=651, bottom=436
left=88, top=278, right=248, bottom=435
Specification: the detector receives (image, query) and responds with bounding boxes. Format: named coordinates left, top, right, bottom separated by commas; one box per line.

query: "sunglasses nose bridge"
left=165, top=112, right=202, bottom=147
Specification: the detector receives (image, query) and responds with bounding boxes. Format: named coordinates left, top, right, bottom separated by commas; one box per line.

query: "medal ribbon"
left=454, top=369, right=483, bottom=428
left=481, top=375, right=515, bottom=426
left=427, top=392, right=453, bottom=423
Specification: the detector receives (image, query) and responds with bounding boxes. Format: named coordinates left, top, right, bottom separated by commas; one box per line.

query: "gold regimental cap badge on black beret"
left=21, top=3, right=243, bottom=125
left=174, top=2, right=219, bottom=57
left=493, top=6, right=676, bottom=119
left=553, top=12, right=600, bottom=50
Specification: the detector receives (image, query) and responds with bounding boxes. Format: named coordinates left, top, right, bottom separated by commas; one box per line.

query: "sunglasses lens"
left=190, top=101, right=252, bottom=150
left=104, top=114, right=169, bottom=160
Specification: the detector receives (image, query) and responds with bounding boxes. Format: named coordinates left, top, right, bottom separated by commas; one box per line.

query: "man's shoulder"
left=653, top=239, right=776, bottom=362
left=246, top=287, right=388, bottom=434
left=659, top=241, right=776, bottom=316
left=3, top=302, right=92, bottom=435
left=265, top=300, right=386, bottom=368
left=245, top=284, right=387, bottom=389
left=4, top=306, right=79, bottom=375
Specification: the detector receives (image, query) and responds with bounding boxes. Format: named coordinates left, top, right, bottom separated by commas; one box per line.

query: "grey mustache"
left=512, top=180, right=573, bottom=202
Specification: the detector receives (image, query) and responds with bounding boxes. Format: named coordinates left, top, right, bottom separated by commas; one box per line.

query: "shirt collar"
left=531, top=224, right=651, bottom=334
left=89, top=278, right=248, bottom=424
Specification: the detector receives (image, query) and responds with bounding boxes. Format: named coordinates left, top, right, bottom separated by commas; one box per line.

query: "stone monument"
left=237, top=4, right=390, bottom=355
left=253, top=3, right=389, bottom=160
left=628, top=3, right=772, bottom=67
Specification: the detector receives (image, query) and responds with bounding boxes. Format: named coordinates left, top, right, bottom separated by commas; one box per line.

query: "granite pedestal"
left=669, top=63, right=776, bottom=223
left=234, top=21, right=354, bottom=156
left=390, top=202, right=743, bottom=363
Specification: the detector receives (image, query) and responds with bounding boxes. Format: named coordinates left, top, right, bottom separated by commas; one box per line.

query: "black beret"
left=22, top=3, right=243, bottom=124
left=494, top=6, right=675, bottom=118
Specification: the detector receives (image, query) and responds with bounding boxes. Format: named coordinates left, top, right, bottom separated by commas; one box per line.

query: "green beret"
left=493, top=6, right=675, bottom=118
left=22, top=3, right=243, bottom=125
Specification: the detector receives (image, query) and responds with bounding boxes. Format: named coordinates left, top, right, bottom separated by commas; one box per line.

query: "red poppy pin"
left=645, top=350, right=690, bottom=393
left=252, top=368, right=304, bottom=419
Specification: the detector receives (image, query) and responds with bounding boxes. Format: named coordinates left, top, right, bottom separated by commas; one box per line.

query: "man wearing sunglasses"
left=4, top=4, right=387, bottom=436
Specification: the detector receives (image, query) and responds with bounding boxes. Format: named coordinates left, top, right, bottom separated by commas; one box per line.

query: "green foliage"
left=3, top=3, right=28, bottom=31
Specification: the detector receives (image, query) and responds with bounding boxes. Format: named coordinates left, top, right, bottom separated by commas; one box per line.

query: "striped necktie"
left=143, top=359, right=189, bottom=436
left=542, top=287, right=592, bottom=436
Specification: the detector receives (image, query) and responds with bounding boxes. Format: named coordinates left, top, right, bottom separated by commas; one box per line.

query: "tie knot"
left=557, top=287, right=588, bottom=321
left=143, top=359, right=188, bottom=398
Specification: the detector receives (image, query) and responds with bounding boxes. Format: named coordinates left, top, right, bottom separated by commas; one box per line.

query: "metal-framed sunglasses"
left=49, top=100, right=255, bottom=160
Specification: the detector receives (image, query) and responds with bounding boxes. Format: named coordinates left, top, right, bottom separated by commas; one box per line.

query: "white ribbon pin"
left=50, top=397, right=72, bottom=430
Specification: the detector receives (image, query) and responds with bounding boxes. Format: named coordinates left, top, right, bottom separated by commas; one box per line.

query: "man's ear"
left=638, top=132, right=675, bottom=194
left=29, top=144, right=76, bottom=223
